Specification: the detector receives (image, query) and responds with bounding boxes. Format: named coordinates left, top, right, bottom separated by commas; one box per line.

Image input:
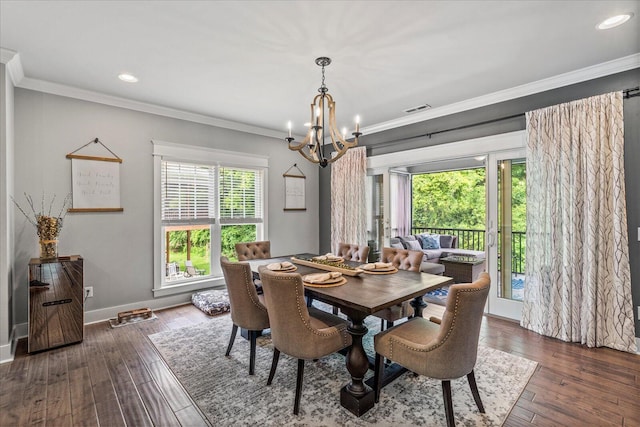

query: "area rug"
left=148, top=310, right=537, bottom=426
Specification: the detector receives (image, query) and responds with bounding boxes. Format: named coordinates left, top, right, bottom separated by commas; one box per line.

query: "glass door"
left=486, top=150, right=526, bottom=320
left=366, top=174, right=384, bottom=262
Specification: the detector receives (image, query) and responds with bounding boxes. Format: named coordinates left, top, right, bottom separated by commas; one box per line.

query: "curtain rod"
left=623, top=86, right=639, bottom=99
left=377, top=86, right=639, bottom=148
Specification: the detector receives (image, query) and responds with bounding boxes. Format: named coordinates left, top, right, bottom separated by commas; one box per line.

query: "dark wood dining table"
left=248, top=254, right=453, bottom=416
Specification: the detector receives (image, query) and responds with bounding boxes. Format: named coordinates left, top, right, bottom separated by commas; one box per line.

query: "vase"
left=37, top=216, right=61, bottom=260
left=39, top=240, right=58, bottom=260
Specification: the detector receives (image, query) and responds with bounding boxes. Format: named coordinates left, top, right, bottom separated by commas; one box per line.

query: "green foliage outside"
left=167, top=224, right=257, bottom=274
left=221, top=225, right=257, bottom=261
left=504, top=162, right=526, bottom=232
left=412, top=168, right=487, bottom=230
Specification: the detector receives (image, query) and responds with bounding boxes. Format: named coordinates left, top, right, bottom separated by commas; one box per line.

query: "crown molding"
left=363, top=53, right=640, bottom=135
left=0, top=48, right=25, bottom=86
left=15, top=75, right=284, bottom=140
left=5, top=48, right=638, bottom=138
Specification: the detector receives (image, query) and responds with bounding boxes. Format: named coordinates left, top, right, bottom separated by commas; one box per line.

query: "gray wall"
left=320, top=69, right=640, bottom=337
left=12, top=89, right=320, bottom=325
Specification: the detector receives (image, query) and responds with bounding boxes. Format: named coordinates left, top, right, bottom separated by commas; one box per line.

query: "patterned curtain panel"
left=390, top=173, right=411, bottom=237
left=331, top=147, right=367, bottom=254
left=522, top=91, right=636, bottom=353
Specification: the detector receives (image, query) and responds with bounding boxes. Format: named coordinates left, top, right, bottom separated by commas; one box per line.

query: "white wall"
left=12, top=88, right=319, bottom=326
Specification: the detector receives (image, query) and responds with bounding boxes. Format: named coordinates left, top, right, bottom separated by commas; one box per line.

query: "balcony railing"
left=411, top=226, right=525, bottom=274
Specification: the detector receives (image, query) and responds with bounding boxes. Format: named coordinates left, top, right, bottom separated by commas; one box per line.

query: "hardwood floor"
left=1, top=303, right=639, bottom=426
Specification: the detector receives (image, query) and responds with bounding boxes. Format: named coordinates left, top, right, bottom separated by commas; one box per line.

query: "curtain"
left=331, top=147, right=367, bottom=253
left=390, top=173, right=411, bottom=237
left=521, top=91, right=636, bottom=353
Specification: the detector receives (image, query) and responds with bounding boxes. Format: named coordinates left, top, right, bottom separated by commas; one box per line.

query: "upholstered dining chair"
left=374, top=247, right=425, bottom=331
left=235, top=240, right=271, bottom=261
left=373, top=272, right=491, bottom=427
left=258, top=266, right=353, bottom=415
left=220, top=256, right=270, bottom=375
left=235, top=240, right=272, bottom=291
left=336, top=242, right=370, bottom=263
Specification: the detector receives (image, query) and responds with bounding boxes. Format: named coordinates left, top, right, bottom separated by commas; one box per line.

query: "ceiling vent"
left=404, top=104, right=432, bottom=114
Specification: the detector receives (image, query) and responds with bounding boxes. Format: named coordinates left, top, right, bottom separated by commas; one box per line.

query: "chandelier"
left=286, top=57, right=362, bottom=168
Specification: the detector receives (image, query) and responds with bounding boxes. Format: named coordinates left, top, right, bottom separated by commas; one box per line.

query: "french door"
left=486, top=149, right=526, bottom=320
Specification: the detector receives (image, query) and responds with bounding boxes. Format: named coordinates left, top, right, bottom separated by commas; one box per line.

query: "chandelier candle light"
left=286, top=57, right=362, bottom=167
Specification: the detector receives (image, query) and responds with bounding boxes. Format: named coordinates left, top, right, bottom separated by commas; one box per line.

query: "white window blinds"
left=161, top=161, right=216, bottom=224
left=219, top=167, right=263, bottom=224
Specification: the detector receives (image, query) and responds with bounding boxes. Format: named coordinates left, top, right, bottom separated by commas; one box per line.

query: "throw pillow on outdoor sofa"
left=397, top=235, right=418, bottom=249
left=439, top=234, right=454, bottom=248
left=419, top=234, right=440, bottom=249
left=405, top=239, right=423, bottom=251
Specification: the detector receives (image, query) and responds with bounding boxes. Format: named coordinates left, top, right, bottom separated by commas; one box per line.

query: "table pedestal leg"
left=410, top=295, right=427, bottom=318
left=340, top=309, right=375, bottom=416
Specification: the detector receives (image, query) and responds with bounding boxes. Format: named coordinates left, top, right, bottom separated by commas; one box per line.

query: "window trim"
left=152, top=140, right=269, bottom=297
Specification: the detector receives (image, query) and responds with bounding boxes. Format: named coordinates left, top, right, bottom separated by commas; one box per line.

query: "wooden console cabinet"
left=28, top=255, right=84, bottom=353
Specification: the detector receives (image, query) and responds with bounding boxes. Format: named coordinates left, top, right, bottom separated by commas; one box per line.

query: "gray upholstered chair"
left=336, top=242, right=370, bottom=263
left=374, top=272, right=491, bottom=427
left=373, top=247, right=425, bottom=331
left=258, top=266, right=352, bottom=415
left=235, top=240, right=271, bottom=261
left=220, top=256, right=270, bottom=375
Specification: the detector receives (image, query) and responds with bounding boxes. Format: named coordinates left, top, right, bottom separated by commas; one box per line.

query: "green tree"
left=412, top=168, right=486, bottom=230
left=221, top=225, right=257, bottom=260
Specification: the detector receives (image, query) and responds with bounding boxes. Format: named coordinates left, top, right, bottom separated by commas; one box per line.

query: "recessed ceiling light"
left=118, top=73, right=139, bottom=83
left=596, top=13, right=633, bottom=30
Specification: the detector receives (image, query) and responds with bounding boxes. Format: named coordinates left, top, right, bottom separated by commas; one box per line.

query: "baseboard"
left=636, top=337, right=640, bottom=355
left=0, top=328, right=17, bottom=364
left=83, top=292, right=199, bottom=325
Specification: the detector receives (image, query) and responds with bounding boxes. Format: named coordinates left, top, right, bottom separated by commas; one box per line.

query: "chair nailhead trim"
left=275, top=274, right=345, bottom=340
left=388, top=287, right=484, bottom=359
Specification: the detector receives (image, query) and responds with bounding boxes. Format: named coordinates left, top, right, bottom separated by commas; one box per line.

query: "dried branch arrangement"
left=12, top=192, right=72, bottom=237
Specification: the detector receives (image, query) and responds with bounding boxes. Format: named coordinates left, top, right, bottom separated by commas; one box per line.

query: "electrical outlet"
left=85, top=287, right=94, bottom=298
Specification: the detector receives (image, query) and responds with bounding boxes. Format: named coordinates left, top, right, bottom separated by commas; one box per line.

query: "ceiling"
left=1, top=1, right=638, bottom=139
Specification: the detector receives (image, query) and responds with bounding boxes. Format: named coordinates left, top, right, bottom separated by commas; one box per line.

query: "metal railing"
left=411, top=226, right=525, bottom=274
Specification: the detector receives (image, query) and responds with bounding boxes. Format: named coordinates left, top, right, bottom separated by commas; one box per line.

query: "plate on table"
left=266, top=262, right=297, bottom=272
left=303, top=277, right=347, bottom=288
left=302, top=272, right=347, bottom=287
left=359, top=263, right=398, bottom=274
left=361, top=268, right=398, bottom=275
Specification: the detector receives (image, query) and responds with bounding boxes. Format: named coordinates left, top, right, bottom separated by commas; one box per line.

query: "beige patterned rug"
left=148, top=308, right=537, bottom=426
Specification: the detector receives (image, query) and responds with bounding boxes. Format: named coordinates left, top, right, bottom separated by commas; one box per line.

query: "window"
left=152, top=141, right=268, bottom=296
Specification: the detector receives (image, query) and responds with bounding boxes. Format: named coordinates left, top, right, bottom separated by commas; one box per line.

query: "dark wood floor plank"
left=113, top=325, right=154, bottom=384
left=175, top=404, right=212, bottom=427
left=68, top=367, right=99, bottom=427
left=527, top=382, right=622, bottom=426
left=94, top=398, right=126, bottom=427
left=22, top=351, right=49, bottom=425
left=96, top=329, right=154, bottom=427
left=147, top=359, right=194, bottom=412
left=137, top=380, right=182, bottom=426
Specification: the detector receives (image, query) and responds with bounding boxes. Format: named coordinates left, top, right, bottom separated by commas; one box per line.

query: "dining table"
left=248, top=254, right=453, bottom=416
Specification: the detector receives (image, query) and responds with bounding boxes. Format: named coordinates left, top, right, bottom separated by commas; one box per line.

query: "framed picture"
left=283, top=165, right=306, bottom=211
left=66, top=138, right=124, bottom=212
